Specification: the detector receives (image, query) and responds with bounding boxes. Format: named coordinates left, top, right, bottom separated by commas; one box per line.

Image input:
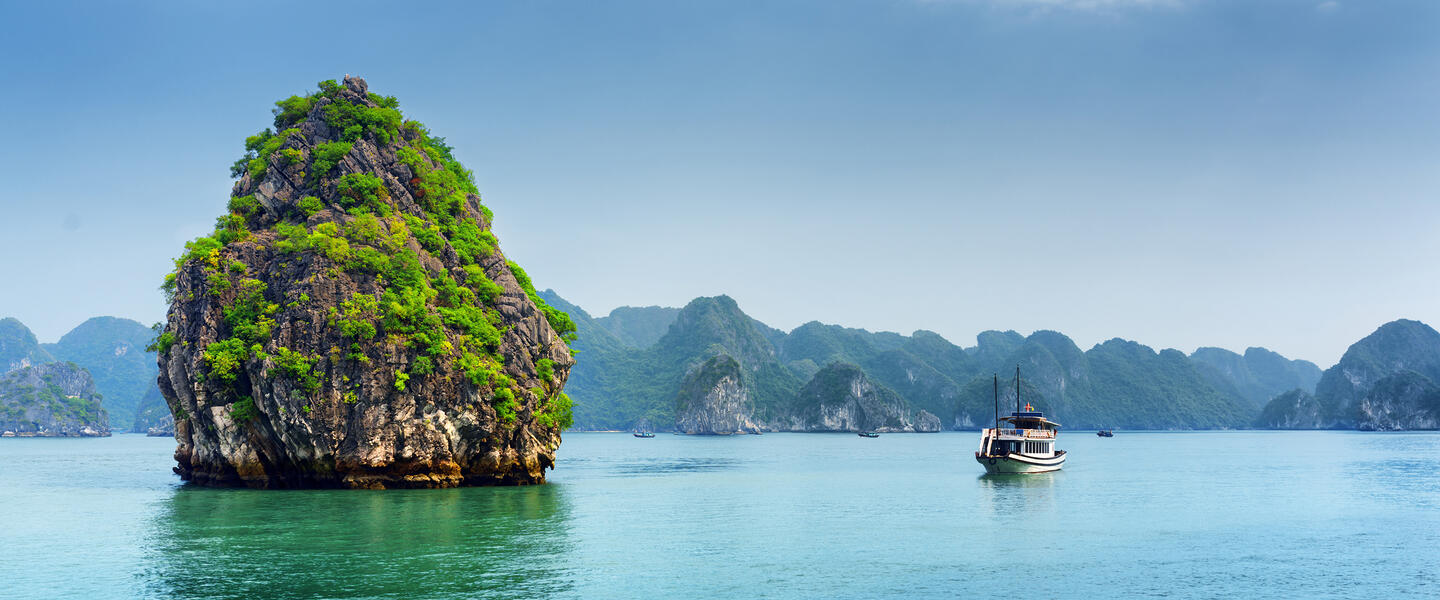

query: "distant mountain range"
left=0, top=316, right=165, bottom=433
left=540, top=291, right=1337, bottom=432
left=5, top=300, right=1435, bottom=435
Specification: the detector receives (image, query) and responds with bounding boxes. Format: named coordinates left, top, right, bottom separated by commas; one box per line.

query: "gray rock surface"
left=674, top=355, right=760, bottom=434
left=1355, top=371, right=1440, bottom=431
left=914, top=409, right=942, bottom=432
left=1255, top=389, right=1325, bottom=429
left=781, top=362, right=920, bottom=432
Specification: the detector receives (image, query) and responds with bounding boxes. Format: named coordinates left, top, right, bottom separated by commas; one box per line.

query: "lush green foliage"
left=298, top=196, right=324, bottom=217
left=272, top=95, right=314, bottom=128
left=311, top=141, right=353, bottom=179
left=271, top=347, right=320, bottom=396
left=536, top=391, right=574, bottom=430
left=147, top=331, right=175, bottom=356
left=230, top=395, right=258, bottom=423
left=175, top=237, right=222, bottom=270
left=336, top=173, right=389, bottom=215
left=492, top=387, right=519, bottom=424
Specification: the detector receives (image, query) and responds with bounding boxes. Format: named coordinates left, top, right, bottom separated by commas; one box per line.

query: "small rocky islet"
left=0, top=362, right=109, bottom=437
left=154, top=77, right=575, bottom=488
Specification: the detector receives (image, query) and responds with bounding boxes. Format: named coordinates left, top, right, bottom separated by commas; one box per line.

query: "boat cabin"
left=978, top=410, right=1061, bottom=459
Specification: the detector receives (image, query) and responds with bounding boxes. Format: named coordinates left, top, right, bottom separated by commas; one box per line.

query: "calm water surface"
left=1, top=431, right=1438, bottom=599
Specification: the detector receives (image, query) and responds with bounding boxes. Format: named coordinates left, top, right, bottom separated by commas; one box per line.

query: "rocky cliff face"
left=156, top=77, right=574, bottom=488
left=782, top=362, right=927, bottom=432
left=674, top=355, right=760, bottom=434
left=1255, top=389, right=1325, bottom=429
left=1354, top=371, right=1440, bottom=431
left=0, top=362, right=109, bottom=437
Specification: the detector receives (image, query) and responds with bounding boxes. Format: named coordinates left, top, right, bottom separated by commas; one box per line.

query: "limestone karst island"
left=156, top=77, right=575, bottom=488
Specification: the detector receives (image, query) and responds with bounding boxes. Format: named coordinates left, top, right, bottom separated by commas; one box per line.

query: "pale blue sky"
left=1, top=0, right=1436, bottom=366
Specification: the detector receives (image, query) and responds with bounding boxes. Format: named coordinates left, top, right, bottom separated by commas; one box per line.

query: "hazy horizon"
left=2, top=0, right=1437, bottom=366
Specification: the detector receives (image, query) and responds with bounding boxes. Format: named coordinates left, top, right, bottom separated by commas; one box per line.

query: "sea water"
left=1, top=431, right=1437, bottom=599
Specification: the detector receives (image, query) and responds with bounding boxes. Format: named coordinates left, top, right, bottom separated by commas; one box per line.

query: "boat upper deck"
left=998, top=410, right=1061, bottom=430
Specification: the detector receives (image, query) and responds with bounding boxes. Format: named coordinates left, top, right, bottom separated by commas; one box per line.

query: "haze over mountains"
left=540, top=291, right=1346, bottom=432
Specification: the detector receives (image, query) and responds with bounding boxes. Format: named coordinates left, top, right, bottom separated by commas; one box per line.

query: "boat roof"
left=1000, top=411, right=1061, bottom=428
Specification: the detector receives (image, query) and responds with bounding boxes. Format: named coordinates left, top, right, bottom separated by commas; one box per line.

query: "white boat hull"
left=975, top=451, right=1066, bottom=474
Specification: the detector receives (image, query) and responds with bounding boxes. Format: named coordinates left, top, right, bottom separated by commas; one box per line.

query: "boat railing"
left=990, top=428, right=1055, bottom=439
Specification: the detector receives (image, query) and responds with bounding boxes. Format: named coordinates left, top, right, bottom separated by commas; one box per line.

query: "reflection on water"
left=8, top=432, right=1440, bottom=599
left=976, top=473, right=1059, bottom=517
left=608, top=457, right=741, bottom=476
left=142, top=484, right=573, bottom=599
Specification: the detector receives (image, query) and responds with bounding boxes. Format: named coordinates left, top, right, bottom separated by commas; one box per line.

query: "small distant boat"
left=633, top=419, right=655, bottom=438
left=975, top=367, right=1066, bottom=474
left=1097, top=430, right=1114, bottom=437
left=858, top=431, right=880, bottom=438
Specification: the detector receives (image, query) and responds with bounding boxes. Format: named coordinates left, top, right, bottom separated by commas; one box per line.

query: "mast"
left=1015, top=365, right=1021, bottom=415
left=993, top=374, right=999, bottom=434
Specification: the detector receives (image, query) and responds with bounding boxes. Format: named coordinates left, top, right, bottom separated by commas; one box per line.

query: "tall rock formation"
left=782, top=362, right=934, bottom=432
left=0, top=362, right=109, bottom=437
left=156, top=77, right=574, bottom=488
left=1255, top=389, right=1323, bottom=429
left=674, top=355, right=760, bottom=434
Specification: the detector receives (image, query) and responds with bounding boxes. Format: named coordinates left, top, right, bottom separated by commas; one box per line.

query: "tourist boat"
left=858, top=431, right=880, bottom=438
left=1097, top=429, right=1114, bottom=437
left=975, top=368, right=1066, bottom=474
left=633, top=431, right=656, bottom=438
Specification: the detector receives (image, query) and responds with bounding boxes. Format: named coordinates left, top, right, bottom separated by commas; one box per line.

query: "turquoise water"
left=2, top=431, right=1438, bottom=599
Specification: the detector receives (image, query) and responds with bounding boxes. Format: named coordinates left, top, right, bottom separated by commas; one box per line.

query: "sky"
left=0, top=0, right=1436, bottom=366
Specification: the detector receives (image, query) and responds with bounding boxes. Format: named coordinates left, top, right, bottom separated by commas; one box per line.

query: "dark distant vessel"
left=975, top=367, right=1066, bottom=474
left=633, top=419, right=655, bottom=438
left=1097, top=430, right=1114, bottom=437
left=858, top=431, right=880, bottom=438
